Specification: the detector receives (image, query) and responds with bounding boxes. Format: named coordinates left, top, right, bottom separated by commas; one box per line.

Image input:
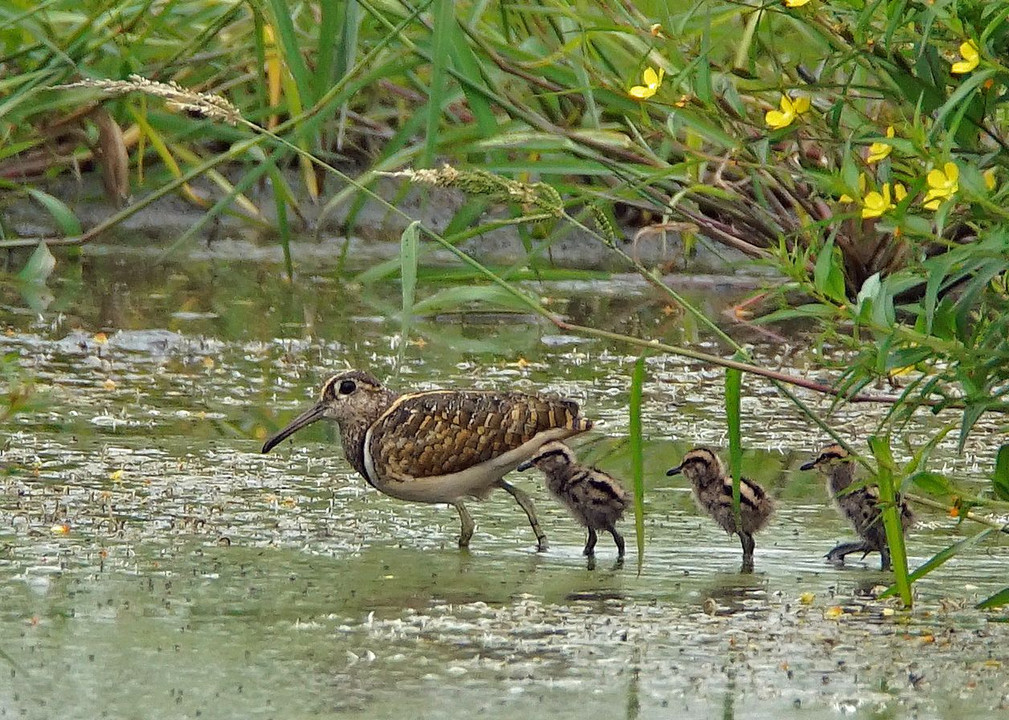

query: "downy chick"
left=517, top=441, right=628, bottom=558
left=800, top=444, right=915, bottom=571
left=667, top=447, right=774, bottom=572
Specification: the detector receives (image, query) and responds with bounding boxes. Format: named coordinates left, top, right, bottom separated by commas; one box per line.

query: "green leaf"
left=16, top=242, right=56, bottom=285
left=264, top=0, right=314, bottom=102
left=993, top=445, right=1009, bottom=501
left=813, top=237, right=846, bottom=303
left=410, top=285, right=529, bottom=316
left=958, top=402, right=989, bottom=453
left=725, top=364, right=743, bottom=528
left=755, top=303, right=839, bottom=324
left=883, top=528, right=996, bottom=598
left=400, top=221, right=420, bottom=321
left=397, top=221, right=420, bottom=365
left=869, top=436, right=912, bottom=607
left=909, top=471, right=955, bottom=497
left=629, top=355, right=646, bottom=573
left=422, top=0, right=455, bottom=167
left=27, top=189, right=81, bottom=236
left=977, top=585, right=1009, bottom=610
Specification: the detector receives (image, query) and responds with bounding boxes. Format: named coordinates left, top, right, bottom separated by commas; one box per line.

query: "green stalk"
left=869, top=436, right=912, bottom=607
left=725, top=364, right=743, bottom=527
left=422, top=0, right=455, bottom=168
left=629, top=355, right=646, bottom=573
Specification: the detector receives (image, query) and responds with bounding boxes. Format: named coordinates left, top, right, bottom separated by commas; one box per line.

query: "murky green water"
left=2, top=247, right=1007, bottom=719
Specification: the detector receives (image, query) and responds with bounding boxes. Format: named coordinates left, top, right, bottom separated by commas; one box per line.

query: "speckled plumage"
left=518, top=442, right=627, bottom=558
left=800, top=444, right=914, bottom=571
left=667, top=447, right=774, bottom=572
left=370, top=391, right=590, bottom=487
left=262, top=370, right=593, bottom=550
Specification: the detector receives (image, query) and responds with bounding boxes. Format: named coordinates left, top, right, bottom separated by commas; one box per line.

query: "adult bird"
left=262, top=370, right=594, bottom=550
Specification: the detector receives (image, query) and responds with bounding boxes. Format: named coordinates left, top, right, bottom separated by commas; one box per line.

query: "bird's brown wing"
left=367, top=390, right=592, bottom=481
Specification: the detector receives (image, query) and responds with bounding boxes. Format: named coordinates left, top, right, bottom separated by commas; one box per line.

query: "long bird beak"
left=262, top=402, right=327, bottom=453
left=799, top=460, right=816, bottom=471
left=666, top=464, right=683, bottom=476
left=516, top=459, right=535, bottom=472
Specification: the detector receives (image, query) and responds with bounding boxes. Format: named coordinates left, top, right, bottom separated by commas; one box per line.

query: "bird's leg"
left=879, top=545, right=892, bottom=571
left=496, top=479, right=548, bottom=552
left=453, top=501, right=475, bottom=548
left=608, top=525, right=625, bottom=559
left=826, top=540, right=872, bottom=566
left=583, top=527, right=598, bottom=556
left=739, top=532, right=755, bottom=573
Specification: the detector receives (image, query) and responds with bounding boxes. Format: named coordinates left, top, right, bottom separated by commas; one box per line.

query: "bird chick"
left=517, top=441, right=628, bottom=559
left=800, top=444, right=915, bottom=571
left=667, top=447, right=774, bottom=572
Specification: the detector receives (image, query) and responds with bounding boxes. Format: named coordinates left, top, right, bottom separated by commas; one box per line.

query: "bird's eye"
left=338, top=379, right=356, bottom=395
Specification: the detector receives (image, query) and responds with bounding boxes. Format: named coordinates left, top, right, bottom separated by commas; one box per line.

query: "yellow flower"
left=765, top=95, right=810, bottom=129
left=867, top=126, right=895, bottom=163
left=629, top=67, right=664, bottom=99
left=785, top=0, right=811, bottom=6
left=923, top=162, right=959, bottom=210
left=951, top=40, right=979, bottom=74
left=861, top=182, right=906, bottom=219
left=984, top=168, right=997, bottom=191
left=839, top=173, right=867, bottom=203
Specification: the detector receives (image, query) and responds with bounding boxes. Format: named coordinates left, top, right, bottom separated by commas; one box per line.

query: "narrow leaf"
left=16, top=242, right=56, bottom=285
left=26, top=189, right=81, bottom=236
left=977, top=586, right=1009, bottom=610
left=813, top=237, right=845, bottom=303
left=422, top=0, right=454, bottom=167
left=993, top=445, right=1009, bottom=501
left=909, top=471, right=956, bottom=497
left=882, top=528, right=995, bottom=598
left=869, top=436, right=912, bottom=607
left=629, top=355, right=646, bottom=573
left=398, top=221, right=420, bottom=369
left=725, top=365, right=743, bottom=527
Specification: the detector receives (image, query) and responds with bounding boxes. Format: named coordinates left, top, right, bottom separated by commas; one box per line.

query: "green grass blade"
left=315, top=0, right=344, bottom=97
left=422, top=0, right=455, bottom=168
left=398, top=221, right=420, bottom=369
left=263, top=0, right=314, bottom=103
left=868, top=436, right=912, bottom=607
left=881, top=527, right=996, bottom=599
left=992, top=444, right=1009, bottom=501
left=26, top=188, right=81, bottom=236
left=725, top=365, right=743, bottom=525
left=977, top=586, right=1009, bottom=610
left=267, top=163, right=293, bottom=280
left=629, top=354, right=646, bottom=573
left=16, top=241, right=56, bottom=285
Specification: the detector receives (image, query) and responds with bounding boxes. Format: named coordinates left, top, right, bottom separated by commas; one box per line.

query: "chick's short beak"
left=666, top=464, right=683, bottom=476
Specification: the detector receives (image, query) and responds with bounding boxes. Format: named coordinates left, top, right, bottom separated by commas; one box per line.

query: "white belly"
left=362, top=426, right=575, bottom=503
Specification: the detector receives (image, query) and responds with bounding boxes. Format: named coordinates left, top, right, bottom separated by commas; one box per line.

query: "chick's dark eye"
left=338, top=379, right=356, bottom=395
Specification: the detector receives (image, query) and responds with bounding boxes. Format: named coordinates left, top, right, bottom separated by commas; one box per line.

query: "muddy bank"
left=3, top=170, right=765, bottom=274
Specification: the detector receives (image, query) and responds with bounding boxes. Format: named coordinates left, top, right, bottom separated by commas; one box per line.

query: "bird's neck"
left=338, top=389, right=399, bottom=478
left=828, top=464, right=854, bottom=493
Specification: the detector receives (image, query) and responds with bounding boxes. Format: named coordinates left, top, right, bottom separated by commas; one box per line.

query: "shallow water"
left=1, top=248, right=1008, bottom=719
